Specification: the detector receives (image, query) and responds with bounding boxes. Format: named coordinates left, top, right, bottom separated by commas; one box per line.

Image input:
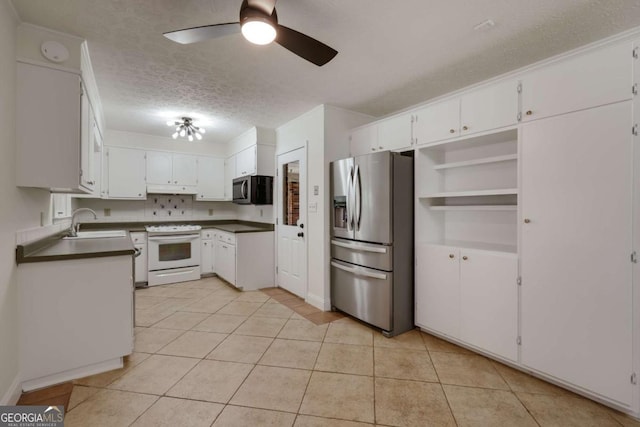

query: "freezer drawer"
left=330, top=238, right=393, bottom=271
left=330, top=259, right=393, bottom=332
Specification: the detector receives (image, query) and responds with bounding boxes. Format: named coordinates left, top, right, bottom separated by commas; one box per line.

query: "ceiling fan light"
left=188, top=134, right=194, bottom=142
left=199, top=127, right=206, bottom=134
left=166, top=120, right=174, bottom=126
left=172, top=132, right=179, bottom=139
left=241, top=20, right=276, bottom=45
left=195, top=132, right=203, bottom=140
left=179, top=129, right=186, bottom=137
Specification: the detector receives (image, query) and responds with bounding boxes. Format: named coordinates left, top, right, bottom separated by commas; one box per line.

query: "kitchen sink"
left=63, top=230, right=127, bottom=239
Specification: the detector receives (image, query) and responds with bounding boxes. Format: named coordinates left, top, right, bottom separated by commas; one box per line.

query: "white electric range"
left=146, top=224, right=202, bottom=286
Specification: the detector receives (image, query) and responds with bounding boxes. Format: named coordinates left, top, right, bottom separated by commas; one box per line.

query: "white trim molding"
left=0, top=373, right=22, bottom=405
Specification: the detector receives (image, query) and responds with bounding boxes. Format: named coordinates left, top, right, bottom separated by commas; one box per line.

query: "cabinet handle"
left=138, top=193, right=142, bottom=197
left=449, top=254, right=455, bottom=259
left=379, top=146, right=384, bottom=149
left=462, top=256, right=468, bottom=261
left=526, top=110, right=533, bottom=116
left=174, top=181, right=178, bottom=184
left=371, top=148, right=375, bottom=151
left=524, top=218, right=531, bottom=224
left=449, top=129, right=455, bottom=134
left=462, top=125, right=468, bottom=131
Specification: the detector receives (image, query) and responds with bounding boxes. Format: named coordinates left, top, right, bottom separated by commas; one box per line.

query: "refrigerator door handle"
left=331, top=261, right=387, bottom=280
left=331, top=239, right=388, bottom=254
left=354, top=164, right=362, bottom=230
left=347, top=166, right=353, bottom=231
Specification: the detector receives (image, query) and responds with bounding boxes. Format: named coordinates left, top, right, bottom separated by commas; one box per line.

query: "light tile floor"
left=66, top=277, right=640, bottom=427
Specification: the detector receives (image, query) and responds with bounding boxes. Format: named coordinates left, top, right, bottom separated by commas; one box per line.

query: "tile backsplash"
left=145, top=195, right=192, bottom=219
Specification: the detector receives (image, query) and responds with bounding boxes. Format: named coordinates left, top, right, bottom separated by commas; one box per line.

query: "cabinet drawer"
left=130, top=232, right=147, bottom=244
left=201, top=230, right=215, bottom=240
left=217, top=231, right=236, bottom=245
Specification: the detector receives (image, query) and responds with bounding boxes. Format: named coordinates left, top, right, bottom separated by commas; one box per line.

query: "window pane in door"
left=283, top=161, right=300, bottom=226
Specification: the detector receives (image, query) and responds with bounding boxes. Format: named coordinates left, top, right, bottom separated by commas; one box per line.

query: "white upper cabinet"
left=105, top=146, right=146, bottom=199
left=235, top=145, right=257, bottom=177
left=521, top=42, right=632, bottom=122
left=460, top=80, right=519, bottom=135
left=79, top=87, right=94, bottom=192
left=224, top=156, right=236, bottom=200
left=413, top=98, right=460, bottom=145
left=196, top=156, right=225, bottom=201
left=349, top=124, right=378, bottom=156
left=146, top=152, right=173, bottom=185
left=377, top=113, right=413, bottom=152
left=146, top=151, right=198, bottom=188
left=16, top=62, right=86, bottom=192
left=172, top=154, right=198, bottom=186
left=234, top=144, right=276, bottom=178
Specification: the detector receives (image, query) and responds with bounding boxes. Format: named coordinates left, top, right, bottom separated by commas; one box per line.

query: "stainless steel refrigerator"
left=330, top=151, right=414, bottom=337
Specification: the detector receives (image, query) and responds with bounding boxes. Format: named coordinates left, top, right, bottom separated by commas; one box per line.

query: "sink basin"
left=63, top=230, right=127, bottom=239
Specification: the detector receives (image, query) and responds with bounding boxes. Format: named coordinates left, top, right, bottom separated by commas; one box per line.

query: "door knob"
left=299, top=223, right=304, bottom=229
left=297, top=232, right=304, bottom=238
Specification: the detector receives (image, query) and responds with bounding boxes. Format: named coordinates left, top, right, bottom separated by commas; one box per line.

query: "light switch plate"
left=313, top=185, right=319, bottom=196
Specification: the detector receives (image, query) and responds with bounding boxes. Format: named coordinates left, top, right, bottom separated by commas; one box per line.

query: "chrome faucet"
left=70, top=208, right=98, bottom=237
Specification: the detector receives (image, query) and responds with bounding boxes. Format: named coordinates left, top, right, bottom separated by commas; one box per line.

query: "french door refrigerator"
left=330, top=150, right=414, bottom=337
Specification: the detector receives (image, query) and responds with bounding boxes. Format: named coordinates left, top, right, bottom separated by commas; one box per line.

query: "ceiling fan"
left=163, top=0, right=338, bottom=66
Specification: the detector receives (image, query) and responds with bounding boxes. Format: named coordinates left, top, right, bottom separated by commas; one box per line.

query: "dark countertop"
left=80, top=220, right=274, bottom=234
left=16, top=231, right=135, bottom=265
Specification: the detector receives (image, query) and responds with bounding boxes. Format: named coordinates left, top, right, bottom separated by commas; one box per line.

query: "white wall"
left=275, top=105, right=372, bottom=309
left=0, top=1, right=55, bottom=404
left=106, top=129, right=227, bottom=157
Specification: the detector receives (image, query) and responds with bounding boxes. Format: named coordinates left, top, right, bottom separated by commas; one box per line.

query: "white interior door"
left=277, top=147, right=307, bottom=298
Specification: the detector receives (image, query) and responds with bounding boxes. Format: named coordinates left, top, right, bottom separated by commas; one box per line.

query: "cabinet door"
left=521, top=42, right=631, bottom=122
left=460, top=80, right=519, bottom=135
left=196, top=157, right=225, bottom=200
left=201, top=240, right=213, bottom=274
left=91, top=120, right=103, bottom=197
left=521, top=102, right=633, bottom=405
left=146, top=151, right=173, bottom=185
left=349, top=124, right=378, bottom=156
left=134, top=244, right=147, bottom=283
left=79, top=90, right=94, bottom=191
left=377, top=114, right=412, bottom=152
left=415, top=244, right=460, bottom=338
left=459, top=250, right=518, bottom=361
left=215, top=240, right=236, bottom=285
left=413, top=98, right=460, bottom=145
left=236, top=146, right=257, bottom=177
left=173, top=154, right=198, bottom=186
left=224, top=156, right=236, bottom=200
left=107, top=147, right=147, bottom=199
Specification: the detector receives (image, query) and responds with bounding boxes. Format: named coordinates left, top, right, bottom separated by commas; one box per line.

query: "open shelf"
left=433, top=154, right=517, bottom=170
left=421, top=240, right=518, bottom=255
left=420, top=188, right=518, bottom=198
left=429, top=205, right=517, bottom=211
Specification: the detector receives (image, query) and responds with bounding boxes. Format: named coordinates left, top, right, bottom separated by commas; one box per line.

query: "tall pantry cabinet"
left=410, top=37, right=639, bottom=415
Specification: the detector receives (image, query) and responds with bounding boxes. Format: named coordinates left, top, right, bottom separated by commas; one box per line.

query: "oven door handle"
left=148, top=235, right=200, bottom=242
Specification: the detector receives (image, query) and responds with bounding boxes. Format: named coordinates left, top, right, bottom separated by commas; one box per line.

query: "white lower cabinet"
left=416, top=244, right=518, bottom=361
left=131, top=232, right=147, bottom=284
left=201, top=230, right=215, bottom=275
left=215, top=235, right=236, bottom=285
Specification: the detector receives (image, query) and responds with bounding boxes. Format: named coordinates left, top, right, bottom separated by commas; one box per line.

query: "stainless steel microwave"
left=232, top=175, right=273, bottom=205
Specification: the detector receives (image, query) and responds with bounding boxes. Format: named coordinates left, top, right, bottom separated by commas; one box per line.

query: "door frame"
left=275, top=143, right=308, bottom=298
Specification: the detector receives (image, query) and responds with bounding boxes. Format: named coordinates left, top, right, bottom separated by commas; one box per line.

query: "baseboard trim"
left=0, top=373, right=22, bottom=405
left=21, top=357, right=122, bottom=392
left=306, top=293, right=330, bottom=311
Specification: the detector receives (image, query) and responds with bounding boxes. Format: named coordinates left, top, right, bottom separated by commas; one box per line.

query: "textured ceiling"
left=10, top=0, right=640, bottom=143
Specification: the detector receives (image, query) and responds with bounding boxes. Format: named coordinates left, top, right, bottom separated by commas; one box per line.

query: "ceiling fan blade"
left=246, top=0, right=277, bottom=15
left=275, top=25, right=338, bottom=66
left=163, top=23, right=240, bottom=44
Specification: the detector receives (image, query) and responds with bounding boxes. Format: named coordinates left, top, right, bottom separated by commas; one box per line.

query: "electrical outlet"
left=260, top=209, right=263, bottom=217
left=40, top=212, right=44, bottom=226
left=104, top=208, right=111, bottom=217
left=208, top=209, right=214, bottom=216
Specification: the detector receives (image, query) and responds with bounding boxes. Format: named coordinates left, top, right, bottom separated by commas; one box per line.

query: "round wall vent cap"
left=40, top=41, right=69, bottom=63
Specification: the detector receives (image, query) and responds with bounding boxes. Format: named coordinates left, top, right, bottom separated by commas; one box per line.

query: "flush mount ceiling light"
left=167, top=117, right=206, bottom=141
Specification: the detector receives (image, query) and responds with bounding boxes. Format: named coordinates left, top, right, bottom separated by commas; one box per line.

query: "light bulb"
left=180, top=129, right=186, bottom=137
left=195, top=132, right=202, bottom=140
left=199, top=128, right=206, bottom=134
left=172, top=132, right=179, bottom=139
left=241, top=20, right=276, bottom=45
left=166, top=120, right=174, bottom=126
left=188, top=134, right=194, bottom=142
